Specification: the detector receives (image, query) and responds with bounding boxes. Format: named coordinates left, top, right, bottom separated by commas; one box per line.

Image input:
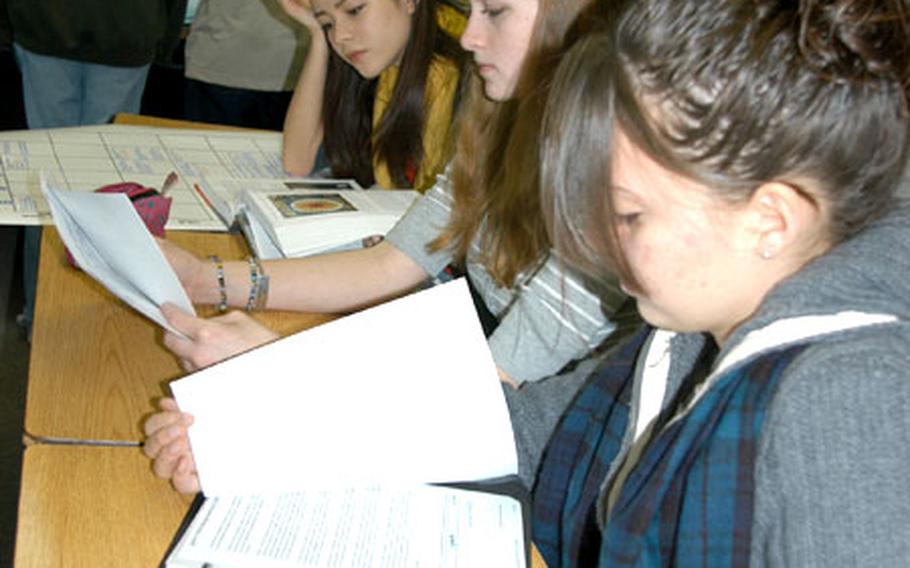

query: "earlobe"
left=747, top=182, right=821, bottom=260
left=406, top=0, right=417, bottom=14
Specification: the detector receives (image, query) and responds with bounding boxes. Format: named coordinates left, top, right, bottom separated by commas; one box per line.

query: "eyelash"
left=319, top=3, right=365, bottom=31
left=617, top=213, right=641, bottom=226
left=480, top=5, right=505, bottom=17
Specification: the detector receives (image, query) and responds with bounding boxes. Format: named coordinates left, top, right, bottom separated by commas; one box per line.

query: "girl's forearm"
left=282, top=34, right=330, bottom=176
left=195, top=242, right=429, bottom=314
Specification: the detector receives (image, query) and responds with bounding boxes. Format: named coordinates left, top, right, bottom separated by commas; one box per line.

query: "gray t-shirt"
left=185, top=0, right=309, bottom=92
left=385, top=167, right=628, bottom=384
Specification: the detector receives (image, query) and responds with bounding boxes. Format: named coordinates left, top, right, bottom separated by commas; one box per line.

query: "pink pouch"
left=65, top=181, right=173, bottom=268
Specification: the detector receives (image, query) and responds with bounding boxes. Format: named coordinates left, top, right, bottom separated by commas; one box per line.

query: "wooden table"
left=16, top=226, right=333, bottom=567
left=24, top=228, right=333, bottom=442
left=15, top=445, right=193, bottom=567
left=16, top=114, right=547, bottom=567
left=112, top=112, right=254, bottom=131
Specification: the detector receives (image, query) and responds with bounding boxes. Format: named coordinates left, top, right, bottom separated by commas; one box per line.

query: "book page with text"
left=166, top=486, right=525, bottom=568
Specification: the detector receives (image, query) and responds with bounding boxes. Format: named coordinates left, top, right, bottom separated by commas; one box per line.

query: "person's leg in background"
left=13, top=47, right=150, bottom=338
left=185, top=78, right=292, bottom=131
left=13, top=43, right=83, bottom=128
left=12, top=43, right=85, bottom=338
left=248, top=90, right=293, bottom=132
left=80, top=61, right=150, bottom=125
left=184, top=77, right=239, bottom=126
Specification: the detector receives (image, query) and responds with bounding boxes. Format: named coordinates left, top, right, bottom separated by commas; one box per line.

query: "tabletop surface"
left=24, top=228, right=334, bottom=442
left=15, top=444, right=194, bottom=568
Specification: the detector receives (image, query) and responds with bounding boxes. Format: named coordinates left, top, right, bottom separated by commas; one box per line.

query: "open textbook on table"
left=197, top=177, right=419, bottom=259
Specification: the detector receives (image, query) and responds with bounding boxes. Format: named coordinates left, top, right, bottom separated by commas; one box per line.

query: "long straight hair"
left=322, top=0, right=464, bottom=188
left=429, top=0, right=603, bottom=286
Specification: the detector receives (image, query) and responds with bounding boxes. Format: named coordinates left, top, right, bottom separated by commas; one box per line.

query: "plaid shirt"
left=533, top=326, right=806, bottom=567
left=532, top=327, right=646, bottom=565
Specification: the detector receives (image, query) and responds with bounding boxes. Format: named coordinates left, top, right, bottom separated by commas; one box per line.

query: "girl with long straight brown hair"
left=145, top=0, right=632, bottom=494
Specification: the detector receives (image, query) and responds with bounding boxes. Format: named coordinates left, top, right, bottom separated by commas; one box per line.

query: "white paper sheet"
left=165, top=486, right=526, bottom=568
left=169, top=279, right=518, bottom=496
left=41, top=180, right=195, bottom=332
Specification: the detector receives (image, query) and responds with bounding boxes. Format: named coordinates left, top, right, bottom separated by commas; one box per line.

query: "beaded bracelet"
left=210, top=255, right=228, bottom=312
left=246, top=256, right=270, bottom=311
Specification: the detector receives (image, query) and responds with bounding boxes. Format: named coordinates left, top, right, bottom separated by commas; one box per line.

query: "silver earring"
left=761, top=249, right=774, bottom=260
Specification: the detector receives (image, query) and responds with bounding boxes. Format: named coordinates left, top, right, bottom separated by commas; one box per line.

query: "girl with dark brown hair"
left=533, top=0, right=910, bottom=564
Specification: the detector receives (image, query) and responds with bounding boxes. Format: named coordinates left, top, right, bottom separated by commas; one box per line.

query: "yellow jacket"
left=371, top=5, right=464, bottom=192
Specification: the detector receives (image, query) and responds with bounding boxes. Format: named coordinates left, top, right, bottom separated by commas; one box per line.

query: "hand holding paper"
left=151, top=279, right=525, bottom=567
left=41, top=179, right=195, bottom=333
left=142, top=397, right=200, bottom=494
left=161, top=304, right=279, bottom=372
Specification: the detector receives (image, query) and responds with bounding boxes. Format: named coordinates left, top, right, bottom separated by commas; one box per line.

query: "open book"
left=164, top=280, right=525, bottom=567
left=165, top=485, right=525, bottom=567
left=201, top=178, right=418, bottom=259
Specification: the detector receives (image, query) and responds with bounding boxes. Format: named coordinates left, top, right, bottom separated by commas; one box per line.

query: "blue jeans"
left=14, top=43, right=151, bottom=335
left=14, top=43, right=150, bottom=128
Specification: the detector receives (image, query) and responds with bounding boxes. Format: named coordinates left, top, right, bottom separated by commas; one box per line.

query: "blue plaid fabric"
left=533, top=328, right=808, bottom=567
left=532, top=326, right=649, bottom=566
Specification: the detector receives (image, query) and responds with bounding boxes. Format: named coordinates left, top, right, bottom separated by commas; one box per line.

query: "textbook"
left=200, top=178, right=418, bottom=258
left=197, top=177, right=364, bottom=231
left=241, top=185, right=419, bottom=258
left=164, top=279, right=526, bottom=567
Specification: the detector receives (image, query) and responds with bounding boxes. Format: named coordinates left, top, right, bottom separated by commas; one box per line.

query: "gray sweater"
left=513, top=200, right=910, bottom=565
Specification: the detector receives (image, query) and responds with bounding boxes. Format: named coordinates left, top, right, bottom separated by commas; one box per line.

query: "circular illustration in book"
left=292, top=198, right=344, bottom=213
left=270, top=193, right=356, bottom=218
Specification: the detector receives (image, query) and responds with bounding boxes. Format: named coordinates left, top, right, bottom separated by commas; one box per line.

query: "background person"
left=2, top=0, right=187, bottom=338
left=279, top=0, right=466, bottom=191
left=184, top=0, right=309, bottom=131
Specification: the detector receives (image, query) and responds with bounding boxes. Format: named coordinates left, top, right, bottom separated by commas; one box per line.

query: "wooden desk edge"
left=113, top=113, right=263, bottom=132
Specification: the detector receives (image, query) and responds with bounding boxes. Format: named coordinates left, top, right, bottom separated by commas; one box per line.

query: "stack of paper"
left=238, top=183, right=419, bottom=258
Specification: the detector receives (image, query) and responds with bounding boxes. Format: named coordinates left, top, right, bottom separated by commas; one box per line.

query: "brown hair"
left=541, top=0, right=910, bottom=287
left=429, top=0, right=603, bottom=286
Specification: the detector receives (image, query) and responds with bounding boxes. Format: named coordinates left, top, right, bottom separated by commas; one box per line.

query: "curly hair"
left=541, top=0, right=910, bottom=284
